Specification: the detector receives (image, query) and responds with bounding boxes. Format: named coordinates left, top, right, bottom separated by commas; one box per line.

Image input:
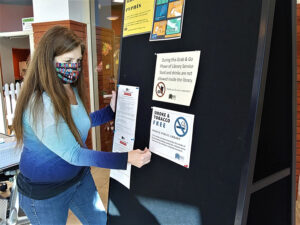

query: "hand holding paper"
left=128, top=148, right=151, bottom=168
left=110, top=91, right=116, bottom=112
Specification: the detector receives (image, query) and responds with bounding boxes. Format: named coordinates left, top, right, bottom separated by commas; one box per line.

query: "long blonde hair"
left=13, top=26, right=88, bottom=147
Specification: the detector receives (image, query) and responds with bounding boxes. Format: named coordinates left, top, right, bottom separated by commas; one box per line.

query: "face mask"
left=55, top=62, right=81, bottom=84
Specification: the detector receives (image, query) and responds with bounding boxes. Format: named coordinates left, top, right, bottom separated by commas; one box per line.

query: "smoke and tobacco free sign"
left=149, top=107, right=194, bottom=168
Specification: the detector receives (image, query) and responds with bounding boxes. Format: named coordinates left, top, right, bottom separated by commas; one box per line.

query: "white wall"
left=33, top=0, right=89, bottom=24
left=0, top=37, right=30, bottom=84
left=33, top=0, right=69, bottom=23
left=69, top=0, right=90, bottom=24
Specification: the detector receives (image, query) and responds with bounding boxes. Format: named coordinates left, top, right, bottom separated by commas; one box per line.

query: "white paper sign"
left=110, top=132, right=133, bottom=189
left=149, top=107, right=194, bottom=168
left=152, top=51, right=201, bottom=106
left=22, top=17, right=34, bottom=31
left=114, top=85, right=139, bottom=135
left=110, top=85, right=139, bottom=189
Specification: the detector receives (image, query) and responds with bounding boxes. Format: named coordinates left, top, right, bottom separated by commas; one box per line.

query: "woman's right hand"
left=128, top=148, right=151, bottom=168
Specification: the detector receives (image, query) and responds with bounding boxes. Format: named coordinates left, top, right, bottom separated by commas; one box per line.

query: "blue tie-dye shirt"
left=19, top=89, right=127, bottom=184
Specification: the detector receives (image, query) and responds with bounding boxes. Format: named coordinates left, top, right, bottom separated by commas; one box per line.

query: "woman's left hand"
left=110, top=91, right=116, bottom=112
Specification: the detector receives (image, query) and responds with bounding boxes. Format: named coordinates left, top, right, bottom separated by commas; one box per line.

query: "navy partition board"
left=107, top=0, right=296, bottom=225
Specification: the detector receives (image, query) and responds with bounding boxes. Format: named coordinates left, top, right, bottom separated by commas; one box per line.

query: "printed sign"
left=110, top=85, right=140, bottom=189
left=123, top=0, right=155, bottom=37
left=110, top=132, right=134, bottom=189
left=150, top=0, right=185, bottom=41
left=22, top=17, right=34, bottom=31
left=149, top=107, right=194, bottom=168
left=152, top=51, right=201, bottom=106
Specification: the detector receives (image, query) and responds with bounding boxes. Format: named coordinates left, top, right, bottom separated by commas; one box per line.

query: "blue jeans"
left=19, top=170, right=107, bottom=225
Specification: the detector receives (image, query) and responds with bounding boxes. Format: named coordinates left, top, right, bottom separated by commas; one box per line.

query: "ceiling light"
left=106, top=16, right=119, bottom=21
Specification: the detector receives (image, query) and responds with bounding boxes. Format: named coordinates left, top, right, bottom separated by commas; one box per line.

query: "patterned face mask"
left=55, top=62, right=81, bottom=84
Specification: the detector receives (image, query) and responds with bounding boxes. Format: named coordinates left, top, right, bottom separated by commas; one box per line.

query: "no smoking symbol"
left=174, top=117, right=188, bottom=137
left=156, top=82, right=166, bottom=97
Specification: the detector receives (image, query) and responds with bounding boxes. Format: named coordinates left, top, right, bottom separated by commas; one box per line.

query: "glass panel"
left=92, top=0, right=124, bottom=152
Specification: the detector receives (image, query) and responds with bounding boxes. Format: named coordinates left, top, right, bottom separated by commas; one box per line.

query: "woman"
left=12, top=26, right=151, bottom=225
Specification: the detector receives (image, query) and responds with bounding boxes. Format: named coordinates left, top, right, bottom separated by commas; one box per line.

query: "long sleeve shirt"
left=17, top=89, right=127, bottom=199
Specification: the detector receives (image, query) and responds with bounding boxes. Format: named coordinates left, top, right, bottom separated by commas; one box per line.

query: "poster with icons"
left=149, top=107, right=194, bottom=168
left=110, top=85, right=140, bottom=189
left=150, top=0, right=185, bottom=41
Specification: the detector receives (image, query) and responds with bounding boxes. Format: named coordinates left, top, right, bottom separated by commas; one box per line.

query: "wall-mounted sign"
left=152, top=51, right=201, bottom=106
left=150, top=0, right=185, bottom=41
left=149, top=107, right=194, bottom=168
left=110, top=132, right=133, bottom=189
left=110, top=85, right=140, bottom=189
left=123, top=0, right=155, bottom=37
left=22, top=17, right=34, bottom=31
